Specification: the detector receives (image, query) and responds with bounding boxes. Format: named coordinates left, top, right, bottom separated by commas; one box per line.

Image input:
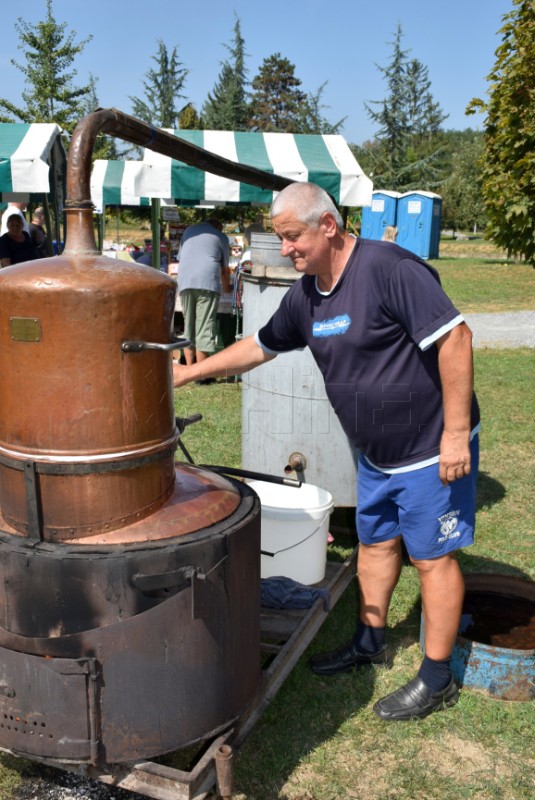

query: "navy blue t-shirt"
left=257, top=238, right=480, bottom=470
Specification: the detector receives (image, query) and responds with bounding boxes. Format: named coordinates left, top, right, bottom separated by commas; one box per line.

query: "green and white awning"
left=91, top=160, right=151, bottom=211
left=90, top=132, right=373, bottom=209
left=136, top=131, right=372, bottom=207
left=0, top=122, right=65, bottom=200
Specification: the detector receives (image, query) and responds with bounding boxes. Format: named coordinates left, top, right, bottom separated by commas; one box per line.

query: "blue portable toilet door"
left=397, top=192, right=442, bottom=259
left=397, top=195, right=428, bottom=257
left=361, top=191, right=399, bottom=240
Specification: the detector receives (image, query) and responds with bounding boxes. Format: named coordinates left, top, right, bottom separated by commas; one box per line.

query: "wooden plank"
left=231, top=548, right=357, bottom=750
left=260, top=613, right=304, bottom=640
left=260, top=642, right=283, bottom=655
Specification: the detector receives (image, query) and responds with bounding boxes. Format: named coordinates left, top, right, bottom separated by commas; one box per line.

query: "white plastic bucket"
left=248, top=480, right=334, bottom=585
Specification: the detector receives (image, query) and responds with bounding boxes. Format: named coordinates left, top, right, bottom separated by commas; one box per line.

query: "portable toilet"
left=396, top=191, right=442, bottom=259
left=360, top=191, right=400, bottom=240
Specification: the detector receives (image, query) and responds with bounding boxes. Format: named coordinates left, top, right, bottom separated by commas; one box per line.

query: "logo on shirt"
left=312, top=315, right=351, bottom=338
left=437, top=509, right=460, bottom=543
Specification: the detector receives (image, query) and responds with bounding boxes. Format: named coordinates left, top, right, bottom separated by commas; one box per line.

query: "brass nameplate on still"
left=10, top=317, right=42, bottom=342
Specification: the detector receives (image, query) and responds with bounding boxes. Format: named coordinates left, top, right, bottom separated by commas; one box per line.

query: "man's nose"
left=280, top=239, right=294, bottom=257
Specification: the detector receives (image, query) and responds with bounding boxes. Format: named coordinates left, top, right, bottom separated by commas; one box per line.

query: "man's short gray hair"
left=270, top=182, right=344, bottom=229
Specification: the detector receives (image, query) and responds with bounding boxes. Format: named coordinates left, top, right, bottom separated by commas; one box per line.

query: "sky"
left=0, top=0, right=513, bottom=145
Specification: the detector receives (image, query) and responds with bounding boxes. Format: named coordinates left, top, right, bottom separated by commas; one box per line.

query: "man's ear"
left=320, top=212, right=339, bottom=238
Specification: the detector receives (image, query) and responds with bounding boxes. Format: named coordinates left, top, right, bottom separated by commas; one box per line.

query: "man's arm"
left=435, top=322, right=475, bottom=486
left=173, top=334, right=276, bottom=387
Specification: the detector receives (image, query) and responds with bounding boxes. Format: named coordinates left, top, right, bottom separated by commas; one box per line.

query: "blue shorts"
left=356, top=436, right=479, bottom=560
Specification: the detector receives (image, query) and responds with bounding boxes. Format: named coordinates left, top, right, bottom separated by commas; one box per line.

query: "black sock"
left=353, top=622, right=385, bottom=654
left=418, top=654, right=452, bottom=693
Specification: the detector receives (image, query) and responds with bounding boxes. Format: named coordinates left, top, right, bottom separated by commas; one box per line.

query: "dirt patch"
left=422, top=732, right=511, bottom=782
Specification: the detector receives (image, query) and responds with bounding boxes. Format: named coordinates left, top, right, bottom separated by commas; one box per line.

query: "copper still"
left=0, top=110, right=293, bottom=765
left=0, top=257, right=179, bottom=539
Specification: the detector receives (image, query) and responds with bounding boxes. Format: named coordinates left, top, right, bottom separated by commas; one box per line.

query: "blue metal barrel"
left=451, top=573, right=535, bottom=701
left=421, top=573, right=534, bottom=701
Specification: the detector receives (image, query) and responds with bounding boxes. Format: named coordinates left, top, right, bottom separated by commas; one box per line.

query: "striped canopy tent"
left=135, top=130, right=373, bottom=208
left=0, top=122, right=66, bottom=251
left=0, top=122, right=65, bottom=202
left=90, top=159, right=178, bottom=258
left=90, top=159, right=152, bottom=212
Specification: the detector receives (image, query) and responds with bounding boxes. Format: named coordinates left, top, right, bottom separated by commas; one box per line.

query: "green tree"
left=405, top=59, right=447, bottom=137
left=363, top=25, right=447, bottom=190
left=0, top=0, right=92, bottom=130
left=466, top=0, right=535, bottom=263
left=248, top=53, right=308, bottom=132
left=130, top=40, right=188, bottom=129
left=201, top=17, right=249, bottom=130
left=297, top=82, right=347, bottom=135
left=179, top=103, right=201, bottom=130
left=80, top=74, right=119, bottom=160
left=364, top=24, right=410, bottom=183
left=440, top=133, right=487, bottom=234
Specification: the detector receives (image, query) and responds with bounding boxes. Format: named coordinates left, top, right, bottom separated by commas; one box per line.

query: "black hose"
left=199, top=465, right=302, bottom=488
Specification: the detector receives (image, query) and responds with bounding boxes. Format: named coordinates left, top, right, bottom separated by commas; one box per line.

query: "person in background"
left=134, top=249, right=169, bottom=271
left=177, top=217, right=231, bottom=384
left=243, top=213, right=266, bottom=248
left=0, top=214, right=39, bottom=266
left=1, top=202, right=30, bottom=236
left=172, top=182, right=480, bottom=720
left=29, top=207, right=49, bottom=257
left=382, top=225, right=398, bottom=242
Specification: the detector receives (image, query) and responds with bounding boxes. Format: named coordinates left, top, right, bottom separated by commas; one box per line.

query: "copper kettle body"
left=0, top=253, right=178, bottom=540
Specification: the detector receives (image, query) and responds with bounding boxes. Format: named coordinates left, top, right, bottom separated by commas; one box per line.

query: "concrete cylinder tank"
left=241, top=233, right=357, bottom=507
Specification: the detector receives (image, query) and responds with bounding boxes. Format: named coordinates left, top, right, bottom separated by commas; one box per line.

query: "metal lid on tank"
left=249, top=232, right=297, bottom=280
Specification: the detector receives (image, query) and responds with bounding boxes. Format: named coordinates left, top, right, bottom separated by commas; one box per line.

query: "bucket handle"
left=261, top=511, right=331, bottom=558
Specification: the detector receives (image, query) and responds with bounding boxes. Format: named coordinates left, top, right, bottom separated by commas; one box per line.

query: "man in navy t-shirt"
left=173, top=182, right=480, bottom=722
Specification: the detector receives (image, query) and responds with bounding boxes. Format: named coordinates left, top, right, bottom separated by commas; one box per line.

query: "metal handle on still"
left=133, top=554, right=229, bottom=621
left=121, top=337, right=191, bottom=353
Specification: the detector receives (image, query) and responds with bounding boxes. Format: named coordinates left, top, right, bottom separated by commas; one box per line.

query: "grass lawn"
left=432, top=257, right=535, bottom=314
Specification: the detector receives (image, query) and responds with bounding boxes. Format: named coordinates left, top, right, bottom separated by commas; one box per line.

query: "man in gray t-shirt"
left=178, top=218, right=230, bottom=375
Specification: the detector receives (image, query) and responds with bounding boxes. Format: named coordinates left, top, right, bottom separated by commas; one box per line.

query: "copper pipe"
left=64, top=108, right=294, bottom=254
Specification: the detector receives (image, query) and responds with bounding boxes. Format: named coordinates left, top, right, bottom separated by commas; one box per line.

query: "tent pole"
left=49, top=142, right=63, bottom=253
left=98, top=206, right=105, bottom=251
left=42, top=195, right=54, bottom=257
left=151, top=198, right=161, bottom=270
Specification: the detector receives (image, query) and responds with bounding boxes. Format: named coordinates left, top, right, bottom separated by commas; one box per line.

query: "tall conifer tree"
left=363, top=24, right=447, bottom=190
left=248, top=54, right=307, bottom=132
left=0, top=0, right=92, bottom=130
left=202, top=17, right=249, bottom=130
left=130, top=40, right=188, bottom=129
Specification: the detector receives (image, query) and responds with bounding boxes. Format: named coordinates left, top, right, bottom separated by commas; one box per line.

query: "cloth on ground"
left=260, top=575, right=330, bottom=612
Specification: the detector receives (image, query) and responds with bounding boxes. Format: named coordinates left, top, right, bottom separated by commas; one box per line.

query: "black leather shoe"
left=373, top=676, right=459, bottom=721
left=308, top=641, right=388, bottom=676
